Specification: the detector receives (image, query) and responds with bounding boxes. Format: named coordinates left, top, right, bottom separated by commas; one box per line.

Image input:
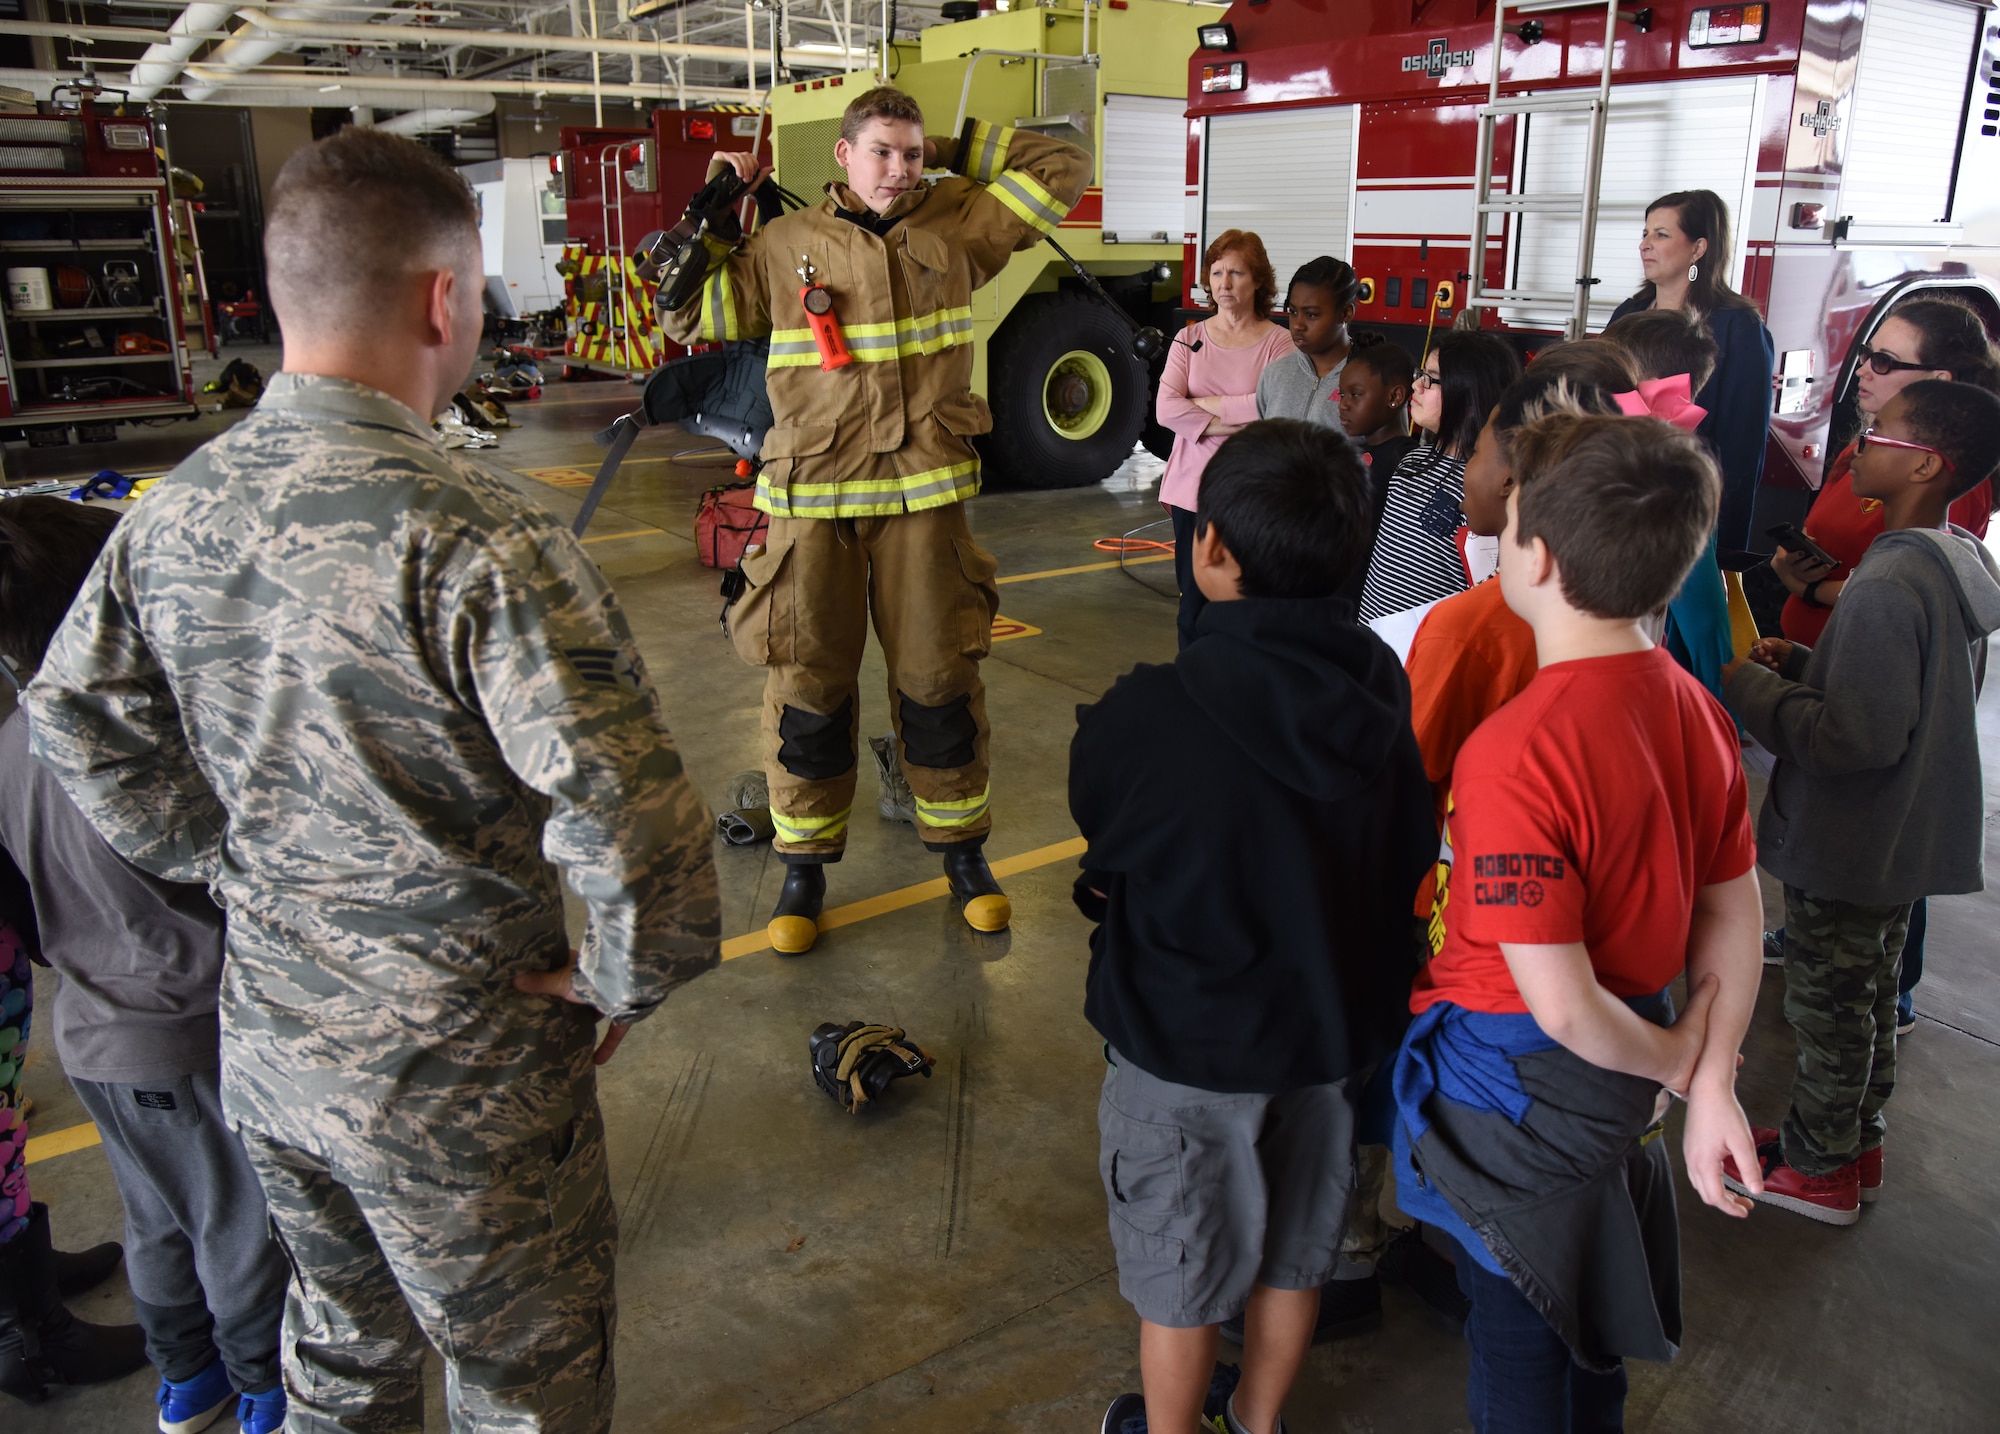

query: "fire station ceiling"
left=3, top=0, right=956, bottom=128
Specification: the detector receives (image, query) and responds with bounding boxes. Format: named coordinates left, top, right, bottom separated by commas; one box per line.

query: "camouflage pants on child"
left=1780, top=886, right=1913, bottom=1178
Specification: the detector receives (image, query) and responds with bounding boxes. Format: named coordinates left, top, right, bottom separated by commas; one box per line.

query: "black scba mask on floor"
left=809, top=1022, right=935, bottom=1114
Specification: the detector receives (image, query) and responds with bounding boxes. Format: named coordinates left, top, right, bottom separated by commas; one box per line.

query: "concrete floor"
left=12, top=354, right=2000, bottom=1432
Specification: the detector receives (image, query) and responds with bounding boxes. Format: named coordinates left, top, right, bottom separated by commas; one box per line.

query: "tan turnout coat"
left=660, top=121, right=1091, bottom=519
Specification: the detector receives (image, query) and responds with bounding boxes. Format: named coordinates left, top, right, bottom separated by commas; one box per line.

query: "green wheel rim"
left=1041, top=349, right=1115, bottom=441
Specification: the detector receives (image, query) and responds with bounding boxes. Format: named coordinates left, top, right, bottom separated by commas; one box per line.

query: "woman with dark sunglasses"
left=1760, top=297, right=2000, bottom=1036
left=1774, top=298, right=1999, bottom=649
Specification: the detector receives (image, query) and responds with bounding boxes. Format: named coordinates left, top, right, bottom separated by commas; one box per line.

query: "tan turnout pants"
left=727, top=504, right=1000, bottom=858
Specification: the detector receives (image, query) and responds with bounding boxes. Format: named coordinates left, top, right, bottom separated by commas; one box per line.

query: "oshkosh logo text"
left=1403, top=38, right=1476, bottom=78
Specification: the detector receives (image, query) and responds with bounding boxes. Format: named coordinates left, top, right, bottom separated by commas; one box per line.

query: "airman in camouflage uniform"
left=28, top=129, right=718, bottom=1434
left=30, top=369, right=718, bottom=1430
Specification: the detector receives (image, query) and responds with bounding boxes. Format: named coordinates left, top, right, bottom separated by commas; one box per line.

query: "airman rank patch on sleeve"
left=567, top=646, right=636, bottom=692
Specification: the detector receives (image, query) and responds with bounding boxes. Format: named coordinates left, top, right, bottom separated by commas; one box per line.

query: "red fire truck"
left=1185, top=0, right=2000, bottom=550
left=0, top=93, right=203, bottom=449
left=553, top=109, right=768, bottom=377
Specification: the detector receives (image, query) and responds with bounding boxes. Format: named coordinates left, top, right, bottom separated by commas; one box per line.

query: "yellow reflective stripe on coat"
left=699, top=262, right=737, bottom=342
left=755, top=461, right=980, bottom=517
left=915, top=788, right=990, bottom=829
left=765, top=308, right=974, bottom=367
left=771, top=807, right=850, bottom=844
left=965, top=122, right=1012, bottom=185
left=990, top=168, right=1069, bottom=236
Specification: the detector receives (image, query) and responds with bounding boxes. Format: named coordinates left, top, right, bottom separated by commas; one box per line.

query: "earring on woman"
left=1687, top=262, right=1699, bottom=283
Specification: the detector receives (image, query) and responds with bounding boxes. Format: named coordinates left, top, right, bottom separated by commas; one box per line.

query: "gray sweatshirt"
left=1255, top=347, right=1347, bottom=430
left=0, top=709, right=223, bottom=1082
left=1725, top=526, right=2000, bottom=905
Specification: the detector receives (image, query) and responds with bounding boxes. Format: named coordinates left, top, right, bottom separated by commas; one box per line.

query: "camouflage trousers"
left=1780, top=886, right=1912, bottom=1178
left=238, top=1099, right=617, bottom=1434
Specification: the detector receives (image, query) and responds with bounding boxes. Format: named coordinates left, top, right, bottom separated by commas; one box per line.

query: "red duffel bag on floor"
left=695, top=481, right=768, bottom=570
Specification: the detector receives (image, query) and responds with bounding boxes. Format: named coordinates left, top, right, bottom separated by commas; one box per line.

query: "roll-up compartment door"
left=1101, top=94, right=1187, bottom=245
left=1507, top=77, right=1763, bottom=330
left=1840, top=0, right=1983, bottom=228
left=1200, top=106, right=1355, bottom=296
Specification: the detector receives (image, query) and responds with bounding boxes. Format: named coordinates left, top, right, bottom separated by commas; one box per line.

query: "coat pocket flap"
left=738, top=535, right=793, bottom=588
left=760, top=423, right=837, bottom=459
left=932, top=390, right=993, bottom=437
left=902, top=225, right=953, bottom=272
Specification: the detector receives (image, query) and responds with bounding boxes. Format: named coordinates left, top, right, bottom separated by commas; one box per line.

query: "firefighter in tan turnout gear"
left=663, top=87, right=1089, bottom=954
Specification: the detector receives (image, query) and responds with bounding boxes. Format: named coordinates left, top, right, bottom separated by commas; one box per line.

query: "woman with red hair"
left=1156, top=229, right=1294, bottom=647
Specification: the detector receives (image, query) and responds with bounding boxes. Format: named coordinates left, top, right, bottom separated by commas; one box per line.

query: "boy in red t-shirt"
left=1391, top=413, right=1765, bottom=1431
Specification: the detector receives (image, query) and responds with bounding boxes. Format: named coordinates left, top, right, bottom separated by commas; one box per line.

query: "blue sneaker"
left=1897, top=993, right=1917, bottom=1036
left=237, top=1385, right=288, bottom=1434
left=1100, top=1365, right=1239, bottom=1433
left=157, top=1361, right=234, bottom=1434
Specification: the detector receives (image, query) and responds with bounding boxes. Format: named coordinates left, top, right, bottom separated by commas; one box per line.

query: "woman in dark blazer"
left=1609, top=188, right=1775, bottom=695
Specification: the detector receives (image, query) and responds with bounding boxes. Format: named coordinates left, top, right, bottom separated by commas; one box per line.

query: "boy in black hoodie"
left=1073, top=420, right=1435, bottom=1434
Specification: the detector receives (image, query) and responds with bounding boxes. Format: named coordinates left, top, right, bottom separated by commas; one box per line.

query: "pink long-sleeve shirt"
left=1156, top=317, right=1296, bottom=512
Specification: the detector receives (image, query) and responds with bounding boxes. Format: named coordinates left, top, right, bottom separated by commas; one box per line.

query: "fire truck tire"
left=1140, top=360, right=1175, bottom=461
left=985, top=292, right=1147, bottom=489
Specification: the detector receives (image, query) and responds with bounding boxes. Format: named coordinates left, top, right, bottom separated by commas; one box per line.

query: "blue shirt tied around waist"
left=1392, top=989, right=1674, bottom=1275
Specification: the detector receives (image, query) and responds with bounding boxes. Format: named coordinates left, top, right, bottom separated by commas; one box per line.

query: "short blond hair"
left=840, top=86, right=925, bottom=143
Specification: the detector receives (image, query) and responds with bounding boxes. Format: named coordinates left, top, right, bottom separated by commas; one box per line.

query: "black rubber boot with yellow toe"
left=943, top=845, right=1010, bottom=933
left=768, top=862, right=826, bottom=955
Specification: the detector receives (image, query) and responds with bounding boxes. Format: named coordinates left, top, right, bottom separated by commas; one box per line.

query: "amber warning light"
left=1201, top=61, right=1246, bottom=94
left=1689, top=5, right=1767, bottom=47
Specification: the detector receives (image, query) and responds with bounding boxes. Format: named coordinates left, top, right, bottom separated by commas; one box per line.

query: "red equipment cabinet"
left=0, top=98, right=202, bottom=443
left=1184, top=0, right=2000, bottom=548
left=554, top=109, right=770, bottom=376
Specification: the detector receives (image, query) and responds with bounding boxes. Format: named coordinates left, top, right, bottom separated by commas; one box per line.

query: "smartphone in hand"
left=1766, top=523, right=1837, bottom=570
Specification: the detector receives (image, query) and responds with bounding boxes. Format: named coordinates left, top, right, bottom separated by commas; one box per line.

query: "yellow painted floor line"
left=997, top=554, right=1173, bottom=585
left=580, top=527, right=666, bottom=545
left=721, top=834, right=1086, bottom=961
left=25, top=1121, right=101, bottom=1165
left=27, top=838, right=1089, bottom=1158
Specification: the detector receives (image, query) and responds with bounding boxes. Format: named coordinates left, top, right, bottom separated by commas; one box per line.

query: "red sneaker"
left=1858, top=1144, right=1882, bottom=1203
left=1723, top=1138, right=1860, bottom=1225
left=1744, top=1127, right=1882, bottom=1205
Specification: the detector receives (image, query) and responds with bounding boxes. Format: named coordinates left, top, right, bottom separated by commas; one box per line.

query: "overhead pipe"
left=0, top=13, right=867, bottom=69
left=0, top=67, right=533, bottom=113
left=374, top=98, right=496, bottom=135
left=96, top=3, right=238, bottom=102
left=222, top=10, right=867, bottom=69
left=175, top=63, right=765, bottom=107
left=179, top=3, right=385, bottom=103
left=0, top=19, right=229, bottom=45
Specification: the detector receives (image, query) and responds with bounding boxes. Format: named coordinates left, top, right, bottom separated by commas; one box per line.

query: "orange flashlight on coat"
left=796, top=254, right=852, bottom=371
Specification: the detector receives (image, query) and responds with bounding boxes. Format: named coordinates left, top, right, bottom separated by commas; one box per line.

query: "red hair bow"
left=1615, top=374, right=1707, bottom=431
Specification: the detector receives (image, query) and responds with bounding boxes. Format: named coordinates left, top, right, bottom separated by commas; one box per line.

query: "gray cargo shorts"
left=1098, top=1050, right=1360, bottom=1328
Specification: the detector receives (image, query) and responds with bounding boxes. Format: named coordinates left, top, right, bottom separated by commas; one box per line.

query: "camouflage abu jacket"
left=27, top=374, right=720, bottom=1175
left=660, top=120, right=1090, bottom=519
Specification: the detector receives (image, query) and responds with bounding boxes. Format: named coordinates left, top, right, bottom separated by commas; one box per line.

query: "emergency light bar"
left=1197, top=23, right=1236, bottom=51
left=1201, top=61, right=1246, bottom=94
